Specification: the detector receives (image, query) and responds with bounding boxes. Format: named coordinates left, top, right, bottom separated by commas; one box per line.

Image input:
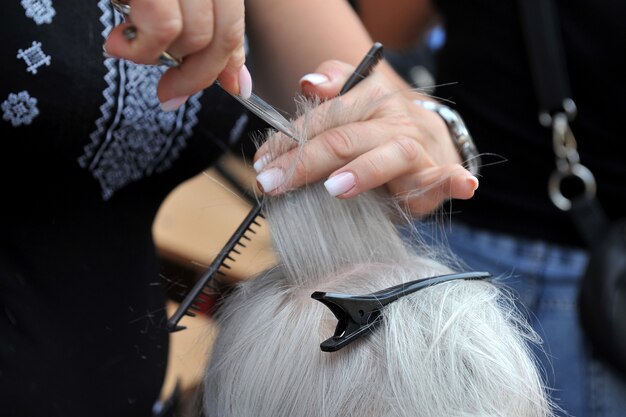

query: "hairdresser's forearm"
left=356, top=0, right=438, bottom=49
left=245, top=0, right=410, bottom=109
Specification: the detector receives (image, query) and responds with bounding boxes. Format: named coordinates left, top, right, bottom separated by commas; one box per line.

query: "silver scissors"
left=109, top=0, right=298, bottom=140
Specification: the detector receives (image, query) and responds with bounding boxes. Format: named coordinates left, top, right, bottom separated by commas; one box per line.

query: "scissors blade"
left=111, top=0, right=131, bottom=16
left=230, top=42, right=384, bottom=141
left=225, top=88, right=298, bottom=141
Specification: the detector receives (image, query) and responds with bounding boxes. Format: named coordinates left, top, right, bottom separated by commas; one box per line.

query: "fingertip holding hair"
left=256, top=167, right=285, bottom=193
left=323, top=172, right=356, bottom=197
left=300, top=73, right=330, bottom=88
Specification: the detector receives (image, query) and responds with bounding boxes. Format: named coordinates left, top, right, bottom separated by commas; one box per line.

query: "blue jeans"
left=423, top=222, right=626, bottom=417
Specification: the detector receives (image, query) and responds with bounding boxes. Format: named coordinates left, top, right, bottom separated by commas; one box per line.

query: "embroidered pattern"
left=78, top=0, right=203, bottom=200
left=21, top=0, right=56, bottom=25
left=2, top=91, right=39, bottom=127
left=17, top=41, right=51, bottom=74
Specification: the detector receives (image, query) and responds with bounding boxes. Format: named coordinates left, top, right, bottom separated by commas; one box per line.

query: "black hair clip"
left=311, top=271, right=491, bottom=352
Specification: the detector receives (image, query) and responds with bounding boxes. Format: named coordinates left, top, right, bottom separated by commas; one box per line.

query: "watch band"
left=414, top=100, right=481, bottom=176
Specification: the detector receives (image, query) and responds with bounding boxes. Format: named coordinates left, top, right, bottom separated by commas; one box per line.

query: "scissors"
left=109, top=1, right=383, bottom=142
left=109, top=0, right=298, bottom=140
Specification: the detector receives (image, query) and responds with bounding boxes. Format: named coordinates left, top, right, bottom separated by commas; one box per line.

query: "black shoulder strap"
left=518, top=0, right=608, bottom=246
left=518, top=0, right=572, bottom=116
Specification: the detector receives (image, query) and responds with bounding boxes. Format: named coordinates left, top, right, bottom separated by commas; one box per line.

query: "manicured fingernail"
left=253, top=154, right=272, bottom=173
left=299, top=73, right=329, bottom=88
left=122, top=26, right=138, bottom=41
left=238, top=65, right=252, bottom=100
left=324, top=172, right=356, bottom=197
left=257, top=168, right=285, bottom=193
left=160, top=96, right=189, bottom=112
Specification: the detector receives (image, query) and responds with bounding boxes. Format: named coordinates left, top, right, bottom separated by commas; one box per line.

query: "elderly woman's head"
left=203, top=98, right=554, bottom=417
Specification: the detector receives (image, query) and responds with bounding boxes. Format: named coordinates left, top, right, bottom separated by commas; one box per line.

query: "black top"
left=434, top=0, right=626, bottom=246
left=0, top=2, right=261, bottom=416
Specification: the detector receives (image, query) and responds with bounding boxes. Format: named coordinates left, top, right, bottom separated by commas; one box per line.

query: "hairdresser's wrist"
left=407, top=96, right=464, bottom=167
left=413, top=99, right=480, bottom=176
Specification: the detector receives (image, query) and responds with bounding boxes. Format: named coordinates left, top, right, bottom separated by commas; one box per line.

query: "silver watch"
left=414, top=100, right=481, bottom=176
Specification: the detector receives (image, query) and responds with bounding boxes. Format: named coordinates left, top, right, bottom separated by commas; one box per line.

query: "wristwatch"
left=414, top=100, right=481, bottom=176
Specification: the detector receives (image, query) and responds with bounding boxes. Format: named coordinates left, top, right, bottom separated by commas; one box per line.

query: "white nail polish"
left=257, top=168, right=285, bottom=193
left=238, top=65, right=252, bottom=100
left=160, top=96, right=189, bottom=112
left=299, top=73, right=329, bottom=87
left=253, top=154, right=272, bottom=173
left=324, top=172, right=356, bottom=197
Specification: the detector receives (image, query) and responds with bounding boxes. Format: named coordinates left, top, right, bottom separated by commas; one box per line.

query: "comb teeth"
left=166, top=203, right=264, bottom=332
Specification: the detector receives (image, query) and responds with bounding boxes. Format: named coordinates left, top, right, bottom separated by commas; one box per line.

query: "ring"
left=159, top=51, right=183, bottom=68
left=110, top=1, right=183, bottom=68
left=110, top=0, right=130, bottom=16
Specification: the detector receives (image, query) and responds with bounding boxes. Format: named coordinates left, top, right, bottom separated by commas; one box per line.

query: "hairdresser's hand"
left=253, top=60, right=478, bottom=216
left=104, top=0, right=250, bottom=111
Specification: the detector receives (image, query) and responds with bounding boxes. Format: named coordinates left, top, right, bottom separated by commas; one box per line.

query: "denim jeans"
left=422, top=221, right=626, bottom=417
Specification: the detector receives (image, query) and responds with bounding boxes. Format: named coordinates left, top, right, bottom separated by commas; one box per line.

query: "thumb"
left=216, top=44, right=250, bottom=98
left=298, top=60, right=357, bottom=99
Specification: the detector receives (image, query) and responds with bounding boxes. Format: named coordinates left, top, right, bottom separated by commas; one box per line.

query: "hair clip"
left=311, top=271, right=491, bottom=352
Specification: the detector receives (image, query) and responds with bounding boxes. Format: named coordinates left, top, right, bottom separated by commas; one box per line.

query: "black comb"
left=166, top=203, right=263, bottom=331
left=166, top=43, right=384, bottom=332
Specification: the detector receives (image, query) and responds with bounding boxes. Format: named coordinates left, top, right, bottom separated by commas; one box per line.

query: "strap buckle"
left=547, top=109, right=596, bottom=211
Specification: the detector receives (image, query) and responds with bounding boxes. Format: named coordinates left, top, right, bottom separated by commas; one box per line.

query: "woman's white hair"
left=203, top=94, right=554, bottom=417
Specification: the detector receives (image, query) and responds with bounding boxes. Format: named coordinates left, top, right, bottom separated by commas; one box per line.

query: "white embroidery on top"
left=21, top=0, right=56, bottom=25
left=2, top=91, right=40, bottom=127
left=17, top=41, right=51, bottom=75
left=78, top=0, right=203, bottom=200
